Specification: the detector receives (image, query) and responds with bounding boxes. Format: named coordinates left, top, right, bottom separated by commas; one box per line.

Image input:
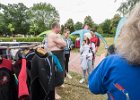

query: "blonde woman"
left=88, top=3, right=140, bottom=100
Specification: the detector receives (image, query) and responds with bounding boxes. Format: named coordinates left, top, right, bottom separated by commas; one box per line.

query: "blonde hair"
left=116, top=2, right=140, bottom=64
left=90, top=31, right=95, bottom=37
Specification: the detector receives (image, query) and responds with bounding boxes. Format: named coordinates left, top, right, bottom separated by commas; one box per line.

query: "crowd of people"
left=44, top=22, right=100, bottom=99
left=0, top=2, right=140, bottom=100
left=42, top=2, right=140, bottom=100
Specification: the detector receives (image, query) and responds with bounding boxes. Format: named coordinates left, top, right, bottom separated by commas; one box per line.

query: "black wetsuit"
left=31, top=52, right=55, bottom=100
left=52, top=50, right=65, bottom=86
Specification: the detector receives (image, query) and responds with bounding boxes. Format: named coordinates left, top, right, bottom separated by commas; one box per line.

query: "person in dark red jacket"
left=90, top=30, right=100, bottom=53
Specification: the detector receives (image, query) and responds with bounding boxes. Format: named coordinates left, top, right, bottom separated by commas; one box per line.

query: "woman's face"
left=84, top=37, right=88, bottom=43
left=64, top=31, right=70, bottom=38
left=84, top=36, right=87, bottom=41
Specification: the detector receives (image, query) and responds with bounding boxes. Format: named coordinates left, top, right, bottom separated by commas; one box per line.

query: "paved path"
left=69, top=52, right=105, bottom=74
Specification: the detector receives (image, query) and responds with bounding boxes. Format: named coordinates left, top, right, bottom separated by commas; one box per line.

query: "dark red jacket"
left=90, top=36, right=100, bottom=47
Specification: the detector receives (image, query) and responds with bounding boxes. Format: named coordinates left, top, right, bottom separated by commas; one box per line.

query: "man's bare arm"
left=53, top=34, right=66, bottom=48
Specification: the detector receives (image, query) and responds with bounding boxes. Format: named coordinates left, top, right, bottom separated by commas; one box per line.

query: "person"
left=46, top=22, right=66, bottom=100
left=79, top=36, right=95, bottom=84
left=63, top=29, right=73, bottom=79
left=88, top=3, right=140, bottom=100
left=90, top=29, right=100, bottom=52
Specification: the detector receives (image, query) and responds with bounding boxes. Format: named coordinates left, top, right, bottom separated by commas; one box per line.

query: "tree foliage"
left=101, top=19, right=111, bottom=34
left=0, top=2, right=60, bottom=35
left=64, top=18, right=75, bottom=33
left=8, top=23, right=15, bottom=35
left=0, top=3, right=29, bottom=35
left=29, top=23, right=39, bottom=35
left=0, top=2, right=122, bottom=36
left=117, top=0, right=140, bottom=16
left=110, top=14, right=121, bottom=34
left=74, top=21, right=83, bottom=30
left=97, top=26, right=103, bottom=34
left=97, top=14, right=121, bottom=34
left=0, top=13, right=6, bottom=34
left=84, top=16, right=94, bottom=28
left=28, top=2, right=60, bottom=34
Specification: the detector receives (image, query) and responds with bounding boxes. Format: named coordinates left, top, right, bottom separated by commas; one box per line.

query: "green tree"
left=101, top=19, right=111, bottom=34
left=111, top=14, right=121, bottom=27
left=74, top=21, right=83, bottom=30
left=29, top=23, right=39, bottom=35
left=97, top=14, right=121, bottom=34
left=29, top=2, right=60, bottom=34
left=111, top=27, right=116, bottom=34
left=117, top=0, right=140, bottom=15
left=84, top=16, right=94, bottom=28
left=0, top=3, right=30, bottom=35
left=97, top=26, right=103, bottom=34
left=110, top=14, right=121, bottom=34
left=0, top=13, right=6, bottom=35
left=117, top=2, right=129, bottom=16
left=7, top=23, right=15, bottom=36
left=64, top=18, right=75, bottom=33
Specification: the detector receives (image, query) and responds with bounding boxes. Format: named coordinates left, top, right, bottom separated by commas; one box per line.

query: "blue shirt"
left=64, top=38, right=73, bottom=54
left=88, top=54, right=140, bottom=100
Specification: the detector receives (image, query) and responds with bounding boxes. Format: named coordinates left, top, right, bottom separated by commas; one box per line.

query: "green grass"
left=96, top=37, right=114, bottom=56
left=57, top=72, right=107, bottom=100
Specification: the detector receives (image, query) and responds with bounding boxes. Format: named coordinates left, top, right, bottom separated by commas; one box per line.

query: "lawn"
left=96, top=37, right=114, bottom=56
left=57, top=72, right=107, bottom=100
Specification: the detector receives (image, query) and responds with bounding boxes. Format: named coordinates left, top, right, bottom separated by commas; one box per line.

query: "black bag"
left=0, top=68, right=18, bottom=100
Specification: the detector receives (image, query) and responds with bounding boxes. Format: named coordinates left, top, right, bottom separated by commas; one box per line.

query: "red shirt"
left=90, top=36, right=100, bottom=47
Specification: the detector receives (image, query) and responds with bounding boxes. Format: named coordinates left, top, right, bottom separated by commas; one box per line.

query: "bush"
left=69, top=35, right=78, bottom=44
left=0, top=37, right=44, bottom=42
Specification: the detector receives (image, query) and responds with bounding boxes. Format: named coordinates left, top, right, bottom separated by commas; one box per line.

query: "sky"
left=0, top=0, right=124, bottom=24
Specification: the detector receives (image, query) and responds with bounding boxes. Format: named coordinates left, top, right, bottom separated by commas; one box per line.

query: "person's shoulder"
left=106, top=54, right=121, bottom=60
left=48, top=32, right=54, bottom=35
left=104, top=54, right=125, bottom=65
left=98, top=54, right=124, bottom=71
left=48, top=32, right=57, bottom=37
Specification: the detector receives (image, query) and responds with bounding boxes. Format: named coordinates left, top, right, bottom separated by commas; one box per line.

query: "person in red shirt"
left=90, top=30, right=100, bottom=52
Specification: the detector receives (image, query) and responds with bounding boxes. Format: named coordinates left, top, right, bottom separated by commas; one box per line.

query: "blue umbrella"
left=114, top=17, right=127, bottom=43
